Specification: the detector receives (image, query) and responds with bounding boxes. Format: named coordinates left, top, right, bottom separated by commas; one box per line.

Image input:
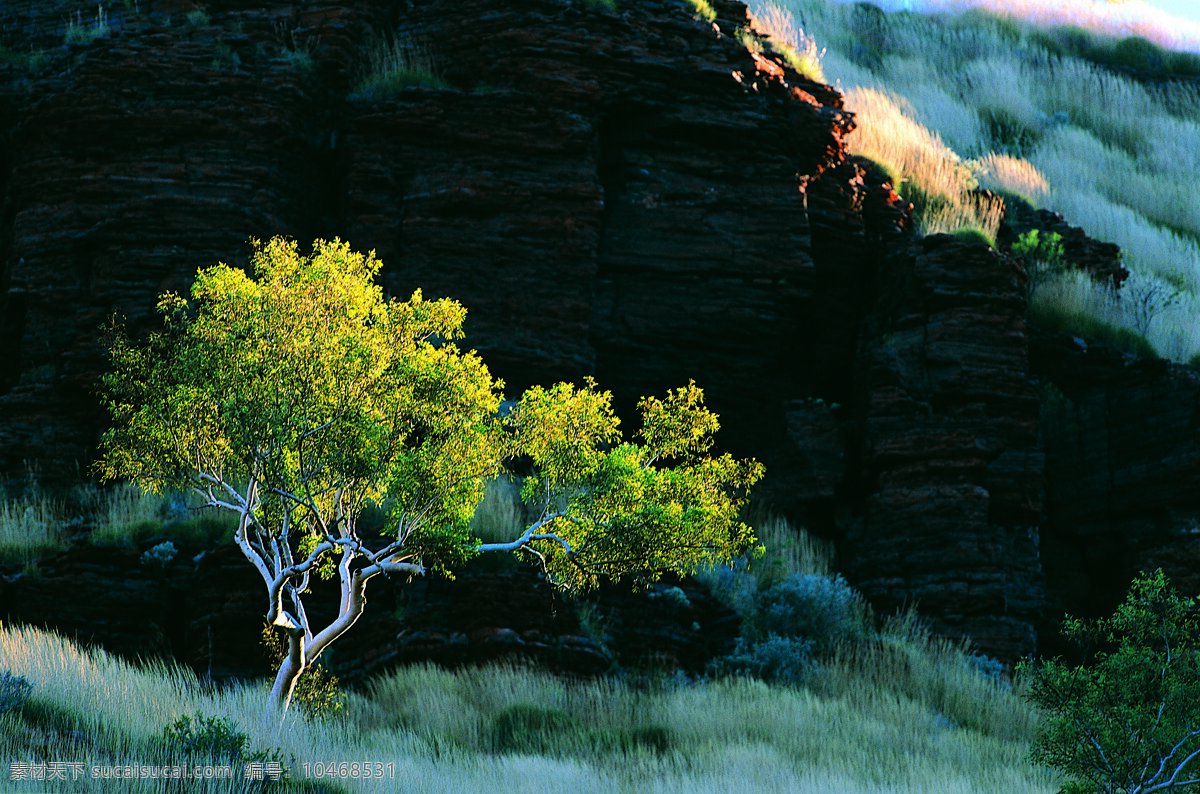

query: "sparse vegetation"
left=350, top=36, right=450, bottom=99
left=685, top=0, right=718, bottom=24
left=64, top=6, right=110, bottom=46
left=753, top=0, right=1200, bottom=362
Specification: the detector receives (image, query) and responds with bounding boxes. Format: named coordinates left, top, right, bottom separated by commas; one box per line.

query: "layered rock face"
left=4, top=0, right=1198, bottom=670
left=1031, top=335, right=1200, bottom=657
left=0, top=541, right=735, bottom=683
left=846, top=236, right=1044, bottom=660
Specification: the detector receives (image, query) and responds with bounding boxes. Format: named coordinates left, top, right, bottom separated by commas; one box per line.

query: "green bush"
left=980, top=106, right=1038, bottom=153
left=162, top=712, right=248, bottom=762
left=0, top=672, right=32, bottom=714
left=707, top=572, right=872, bottom=686
left=261, top=625, right=345, bottom=722
left=161, top=712, right=292, bottom=785
left=1108, top=36, right=1168, bottom=73
left=491, top=703, right=583, bottom=754
left=1019, top=570, right=1200, bottom=794
left=756, top=573, right=871, bottom=654
left=350, top=38, right=450, bottom=100
left=707, top=634, right=816, bottom=686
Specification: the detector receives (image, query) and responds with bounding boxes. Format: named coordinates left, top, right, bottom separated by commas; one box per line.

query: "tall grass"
left=0, top=489, right=66, bottom=565
left=350, top=35, right=449, bottom=99
left=0, top=620, right=1058, bottom=793
left=823, top=0, right=1200, bottom=56
left=752, top=0, right=1200, bottom=362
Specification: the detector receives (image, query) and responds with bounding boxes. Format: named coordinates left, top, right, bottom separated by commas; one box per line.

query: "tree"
left=96, top=236, right=762, bottom=719
left=1019, top=569, right=1200, bottom=794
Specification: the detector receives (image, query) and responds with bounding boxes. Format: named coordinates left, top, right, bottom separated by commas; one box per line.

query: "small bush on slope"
left=1019, top=570, right=1200, bottom=794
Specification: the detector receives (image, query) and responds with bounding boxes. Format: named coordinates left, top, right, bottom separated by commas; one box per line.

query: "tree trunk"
left=265, top=629, right=305, bottom=724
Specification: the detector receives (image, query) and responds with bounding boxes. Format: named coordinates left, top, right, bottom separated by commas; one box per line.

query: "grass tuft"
left=350, top=36, right=451, bottom=99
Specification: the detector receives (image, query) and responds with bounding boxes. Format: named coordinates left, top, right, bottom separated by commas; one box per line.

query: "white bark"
left=195, top=473, right=426, bottom=722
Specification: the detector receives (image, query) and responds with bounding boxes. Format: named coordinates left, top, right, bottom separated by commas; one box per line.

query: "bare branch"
left=477, top=511, right=571, bottom=554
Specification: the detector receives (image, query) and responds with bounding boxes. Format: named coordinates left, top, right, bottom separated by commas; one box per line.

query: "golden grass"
left=753, top=0, right=1200, bottom=362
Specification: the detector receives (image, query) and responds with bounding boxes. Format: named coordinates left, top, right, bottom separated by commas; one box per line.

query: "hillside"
left=1, top=0, right=1200, bottom=676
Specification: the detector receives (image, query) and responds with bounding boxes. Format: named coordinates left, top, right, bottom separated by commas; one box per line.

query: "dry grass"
left=0, top=491, right=66, bottom=565
left=0, top=619, right=1058, bottom=793
left=826, top=0, right=1200, bottom=55
left=351, top=35, right=449, bottom=99
left=752, top=0, right=1200, bottom=362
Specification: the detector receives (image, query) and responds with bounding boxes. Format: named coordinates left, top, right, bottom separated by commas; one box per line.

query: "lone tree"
left=96, top=237, right=762, bottom=718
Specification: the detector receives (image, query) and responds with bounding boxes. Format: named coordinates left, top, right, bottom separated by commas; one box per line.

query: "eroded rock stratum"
left=3, top=0, right=1200, bottom=668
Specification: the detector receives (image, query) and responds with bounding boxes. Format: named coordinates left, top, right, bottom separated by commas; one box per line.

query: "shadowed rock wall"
left=4, top=0, right=1200, bottom=668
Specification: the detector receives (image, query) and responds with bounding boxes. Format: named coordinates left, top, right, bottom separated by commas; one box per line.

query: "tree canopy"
left=96, top=236, right=763, bottom=716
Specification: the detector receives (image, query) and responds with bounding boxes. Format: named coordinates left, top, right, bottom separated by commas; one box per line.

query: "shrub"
left=1028, top=299, right=1158, bottom=359
left=1105, top=36, right=1168, bottom=75
left=1011, top=229, right=1067, bottom=300
left=707, top=634, right=816, bottom=686
left=755, top=573, right=871, bottom=654
left=162, top=712, right=248, bottom=762
left=162, top=712, right=292, bottom=783
left=491, top=703, right=583, bottom=754
left=0, top=672, right=32, bottom=714
left=980, top=106, right=1038, bottom=153
left=951, top=227, right=994, bottom=248
left=1019, top=570, right=1200, bottom=794
left=140, top=540, right=177, bottom=569
left=261, top=625, right=345, bottom=722
left=685, top=0, right=716, bottom=24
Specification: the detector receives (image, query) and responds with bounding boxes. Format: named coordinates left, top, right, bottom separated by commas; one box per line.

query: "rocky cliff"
left=3, top=0, right=1199, bottom=671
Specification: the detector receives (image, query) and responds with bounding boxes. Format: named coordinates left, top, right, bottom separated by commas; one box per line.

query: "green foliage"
left=708, top=634, right=816, bottom=686
left=506, top=379, right=762, bottom=590
left=0, top=45, right=47, bottom=75
left=951, top=227, right=995, bottom=248
left=980, top=106, right=1039, bottom=153
left=1019, top=570, right=1200, bottom=794
left=492, top=703, right=583, bottom=754
left=0, top=672, right=32, bottom=715
left=1028, top=300, right=1158, bottom=359
left=1012, top=229, right=1067, bottom=301
left=96, top=236, right=504, bottom=574
left=64, top=7, right=110, bottom=45
left=140, top=540, right=177, bottom=569
left=707, top=571, right=871, bottom=686
left=162, top=712, right=249, bottom=762
left=582, top=0, right=617, bottom=9
left=261, top=624, right=345, bottom=721
left=351, top=38, right=450, bottom=99
left=684, top=0, right=716, bottom=24
left=96, top=235, right=760, bottom=715
left=1107, top=36, right=1168, bottom=74
left=1013, top=230, right=1066, bottom=264
left=754, top=573, right=872, bottom=654
left=212, top=41, right=241, bottom=71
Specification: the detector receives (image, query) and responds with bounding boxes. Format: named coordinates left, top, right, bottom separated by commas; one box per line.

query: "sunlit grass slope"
left=0, top=615, right=1057, bottom=793
left=750, top=0, right=1200, bottom=361
left=0, top=484, right=1059, bottom=793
